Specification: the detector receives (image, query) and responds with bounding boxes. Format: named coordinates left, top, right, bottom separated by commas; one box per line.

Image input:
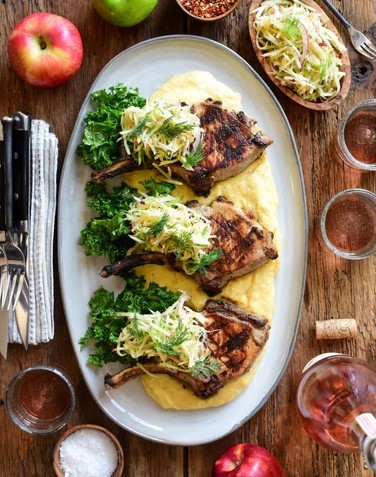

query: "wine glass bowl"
left=335, top=99, right=376, bottom=170
left=320, top=189, right=376, bottom=260
left=5, top=365, right=76, bottom=435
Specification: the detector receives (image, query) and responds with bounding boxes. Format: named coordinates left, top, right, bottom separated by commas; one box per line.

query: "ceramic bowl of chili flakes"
left=176, top=0, right=240, bottom=21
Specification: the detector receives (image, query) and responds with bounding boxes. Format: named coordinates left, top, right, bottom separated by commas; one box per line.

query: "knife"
left=12, top=112, right=31, bottom=261
left=14, top=280, right=29, bottom=350
left=12, top=112, right=31, bottom=349
left=0, top=126, right=9, bottom=358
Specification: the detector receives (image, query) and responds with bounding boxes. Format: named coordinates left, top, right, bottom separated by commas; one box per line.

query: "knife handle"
left=12, top=112, right=31, bottom=223
left=0, top=140, right=5, bottom=232
left=1, top=117, right=14, bottom=231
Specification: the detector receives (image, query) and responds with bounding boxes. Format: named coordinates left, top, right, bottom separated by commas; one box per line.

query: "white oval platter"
left=58, top=35, right=307, bottom=446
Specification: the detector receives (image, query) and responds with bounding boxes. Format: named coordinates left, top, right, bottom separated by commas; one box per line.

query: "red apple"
left=212, top=443, right=284, bottom=477
left=7, top=12, right=83, bottom=88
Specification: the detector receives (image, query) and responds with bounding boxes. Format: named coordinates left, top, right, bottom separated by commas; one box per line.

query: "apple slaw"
left=121, top=100, right=203, bottom=170
left=252, top=0, right=346, bottom=102
left=126, top=193, right=217, bottom=275
left=115, top=293, right=219, bottom=379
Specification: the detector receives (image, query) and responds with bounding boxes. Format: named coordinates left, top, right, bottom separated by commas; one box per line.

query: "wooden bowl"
left=176, top=0, right=240, bottom=22
left=248, top=0, right=351, bottom=110
left=53, top=424, right=124, bottom=477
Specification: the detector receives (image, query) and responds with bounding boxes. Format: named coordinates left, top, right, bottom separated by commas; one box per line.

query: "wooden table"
left=0, top=1, right=375, bottom=476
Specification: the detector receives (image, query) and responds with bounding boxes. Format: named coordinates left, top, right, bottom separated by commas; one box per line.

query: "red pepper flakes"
left=180, top=0, right=237, bottom=19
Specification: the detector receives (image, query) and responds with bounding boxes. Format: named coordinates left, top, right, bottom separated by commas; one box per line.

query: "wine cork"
left=315, top=319, right=357, bottom=340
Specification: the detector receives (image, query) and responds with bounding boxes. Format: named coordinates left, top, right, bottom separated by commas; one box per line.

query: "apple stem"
left=38, top=36, right=47, bottom=50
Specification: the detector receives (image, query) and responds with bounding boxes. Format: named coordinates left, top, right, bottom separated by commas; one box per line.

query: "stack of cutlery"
left=0, top=112, right=31, bottom=358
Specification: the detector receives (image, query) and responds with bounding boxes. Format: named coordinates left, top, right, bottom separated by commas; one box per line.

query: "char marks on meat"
left=189, top=197, right=278, bottom=294
left=90, top=100, right=273, bottom=196
left=170, top=101, right=273, bottom=195
left=104, top=299, right=270, bottom=399
left=100, top=197, right=278, bottom=295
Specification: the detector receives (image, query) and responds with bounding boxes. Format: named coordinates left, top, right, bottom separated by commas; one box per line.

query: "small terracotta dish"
left=176, top=0, right=240, bottom=22
left=249, top=0, right=351, bottom=110
left=53, top=424, right=124, bottom=477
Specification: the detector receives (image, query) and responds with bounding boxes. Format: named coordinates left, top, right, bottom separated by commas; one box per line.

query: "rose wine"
left=18, top=369, right=71, bottom=421
left=296, top=354, right=376, bottom=470
left=324, top=194, right=376, bottom=253
left=344, top=108, right=376, bottom=165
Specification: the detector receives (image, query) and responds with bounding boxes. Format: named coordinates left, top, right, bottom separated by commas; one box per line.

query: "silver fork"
left=1, top=117, right=25, bottom=311
left=322, top=0, right=376, bottom=60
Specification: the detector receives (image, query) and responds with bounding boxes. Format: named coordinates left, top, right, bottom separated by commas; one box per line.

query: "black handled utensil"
left=12, top=112, right=31, bottom=259
left=12, top=112, right=31, bottom=350
left=0, top=127, right=9, bottom=359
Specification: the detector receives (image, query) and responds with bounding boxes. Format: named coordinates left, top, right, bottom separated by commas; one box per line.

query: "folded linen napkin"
left=9, top=120, right=58, bottom=344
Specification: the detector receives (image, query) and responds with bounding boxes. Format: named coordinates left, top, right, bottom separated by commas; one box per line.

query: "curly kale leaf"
left=80, top=183, right=137, bottom=262
left=77, top=84, right=146, bottom=170
left=79, top=274, right=181, bottom=366
left=139, top=178, right=176, bottom=196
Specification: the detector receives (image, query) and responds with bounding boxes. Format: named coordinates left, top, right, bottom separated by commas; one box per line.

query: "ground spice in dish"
left=19, top=369, right=71, bottom=420
left=180, top=0, right=237, bottom=18
left=59, top=428, right=118, bottom=477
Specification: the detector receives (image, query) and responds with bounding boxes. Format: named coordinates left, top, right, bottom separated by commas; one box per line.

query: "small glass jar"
left=320, top=188, right=376, bottom=259
left=5, top=364, right=76, bottom=435
left=335, top=99, right=376, bottom=171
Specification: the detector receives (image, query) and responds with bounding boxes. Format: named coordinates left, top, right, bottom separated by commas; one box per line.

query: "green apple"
left=91, top=0, right=158, bottom=27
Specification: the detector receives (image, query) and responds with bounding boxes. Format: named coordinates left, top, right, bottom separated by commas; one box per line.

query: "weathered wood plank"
left=0, top=0, right=375, bottom=476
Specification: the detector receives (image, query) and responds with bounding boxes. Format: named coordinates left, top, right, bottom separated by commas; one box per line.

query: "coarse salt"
left=59, top=428, right=119, bottom=477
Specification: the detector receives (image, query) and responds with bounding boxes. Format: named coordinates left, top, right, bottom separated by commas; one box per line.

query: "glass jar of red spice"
left=5, top=364, right=76, bottom=435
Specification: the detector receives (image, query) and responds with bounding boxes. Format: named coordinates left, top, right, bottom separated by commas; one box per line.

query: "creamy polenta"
left=123, top=71, right=280, bottom=409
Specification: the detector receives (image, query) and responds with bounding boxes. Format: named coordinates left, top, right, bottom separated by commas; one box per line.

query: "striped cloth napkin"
left=9, top=120, right=58, bottom=344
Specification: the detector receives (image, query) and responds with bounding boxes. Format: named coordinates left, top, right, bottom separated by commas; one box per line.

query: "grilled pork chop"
left=100, top=197, right=278, bottom=295
left=90, top=100, right=273, bottom=196
left=104, top=299, right=270, bottom=399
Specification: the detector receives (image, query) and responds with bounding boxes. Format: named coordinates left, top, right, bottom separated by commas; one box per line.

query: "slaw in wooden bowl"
left=249, top=0, right=351, bottom=110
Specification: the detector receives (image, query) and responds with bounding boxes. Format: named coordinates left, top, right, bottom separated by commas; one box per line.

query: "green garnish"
left=191, top=357, right=221, bottom=381
left=156, top=117, right=195, bottom=139
left=190, top=249, right=222, bottom=273
left=185, top=144, right=205, bottom=168
left=79, top=274, right=180, bottom=367
left=155, top=319, right=187, bottom=357
left=77, top=84, right=146, bottom=170
left=145, top=212, right=169, bottom=237
left=170, top=231, right=194, bottom=256
left=139, top=178, right=176, bottom=196
left=128, top=112, right=150, bottom=139
left=127, top=316, right=145, bottom=340
left=80, top=183, right=136, bottom=263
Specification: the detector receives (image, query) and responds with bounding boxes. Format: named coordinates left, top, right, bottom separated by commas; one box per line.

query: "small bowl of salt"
left=53, top=424, right=124, bottom=477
